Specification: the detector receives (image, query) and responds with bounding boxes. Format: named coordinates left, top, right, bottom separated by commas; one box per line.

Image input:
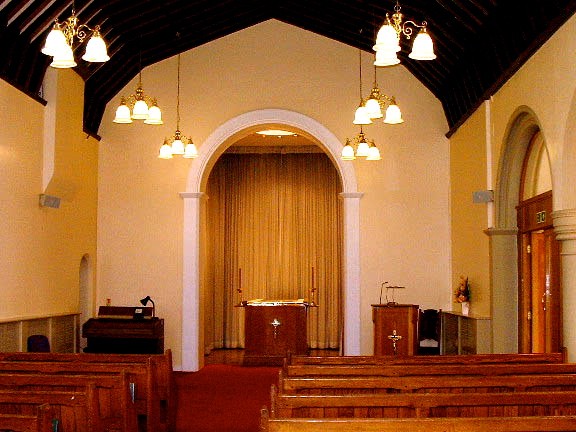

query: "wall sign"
left=536, top=210, right=546, bottom=224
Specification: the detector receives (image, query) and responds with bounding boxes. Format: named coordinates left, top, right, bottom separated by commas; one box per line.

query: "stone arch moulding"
left=180, top=109, right=362, bottom=371
left=489, top=106, right=542, bottom=354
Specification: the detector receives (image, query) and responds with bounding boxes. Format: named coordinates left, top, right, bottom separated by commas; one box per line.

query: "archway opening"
left=181, top=109, right=361, bottom=371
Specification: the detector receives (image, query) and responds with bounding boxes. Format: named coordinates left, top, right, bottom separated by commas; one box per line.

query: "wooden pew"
left=0, top=352, right=173, bottom=432
left=0, top=386, right=99, bottom=432
left=0, top=371, right=137, bottom=432
left=0, top=404, right=55, bottom=432
left=283, top=361, right=576, bottom=378
left=279, top=370, right=576, bottom=395
left=0, top=349, right=174, bottom=431
left=260, top=408, right=576, bottom=432
left=286, top=352, right=565, bottom=366
left=269, top=387, right=576, bottom=418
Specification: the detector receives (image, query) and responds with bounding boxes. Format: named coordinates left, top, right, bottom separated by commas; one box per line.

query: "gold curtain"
left=205, top=152, right=342, bottom=350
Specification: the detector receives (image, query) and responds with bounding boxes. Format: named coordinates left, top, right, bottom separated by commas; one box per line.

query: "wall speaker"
left=472, top=190, right=494, bottom=203
left=39, top=194, right=61, bottom=209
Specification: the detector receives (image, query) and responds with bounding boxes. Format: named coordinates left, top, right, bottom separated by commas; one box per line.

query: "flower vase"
left=461, top=301, right=470, bottom=316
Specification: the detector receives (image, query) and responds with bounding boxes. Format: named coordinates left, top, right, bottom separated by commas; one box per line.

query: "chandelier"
left=364, top=63, right=403, bottom=124
left=41, top=8, right=109, bottom=68
left=113, top=71, right=163, bottom=125
left=342, top=126, right=381, bottom=161
left=373, top=0, right=436, bottom=67
left=159, top=54, right=198, bottom=159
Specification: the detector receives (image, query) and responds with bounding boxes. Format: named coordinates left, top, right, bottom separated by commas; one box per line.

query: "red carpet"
left=174, top=365, right=280, bottom=432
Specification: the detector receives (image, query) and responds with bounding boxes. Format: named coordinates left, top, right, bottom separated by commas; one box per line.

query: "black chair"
left=27, top=334, right=50, bottom=352
left=418, top=309, right=440, bottom=355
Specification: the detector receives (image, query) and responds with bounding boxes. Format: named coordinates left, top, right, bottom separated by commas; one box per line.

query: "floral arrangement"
left=454, top=275, right=471, bottom=303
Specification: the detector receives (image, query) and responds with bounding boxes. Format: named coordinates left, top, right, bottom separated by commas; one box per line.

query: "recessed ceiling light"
left=256, top=129, right=297, bottom=137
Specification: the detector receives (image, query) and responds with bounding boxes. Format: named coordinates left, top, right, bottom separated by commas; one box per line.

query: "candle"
left=238, top=268, right=242, bottom=293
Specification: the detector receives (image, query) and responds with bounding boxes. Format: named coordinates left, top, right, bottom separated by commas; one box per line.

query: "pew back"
left=0, top=387, right=98, bottom=432
left=261, top=409, right=576, bottom=432
left=284, top=362, right=576, bottom=378
left=286, top=352, right=565, bottom=366
left=280, top=371, right=576, bottom=395
left=0, top=403, right=55, bottom=432
left=270, top=387, right=576, bottom=419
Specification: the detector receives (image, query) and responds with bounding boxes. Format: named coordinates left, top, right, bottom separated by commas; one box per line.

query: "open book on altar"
left=244, top=298, right=307, bottom=306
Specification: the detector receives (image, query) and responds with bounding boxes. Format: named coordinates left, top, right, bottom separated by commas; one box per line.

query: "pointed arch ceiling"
left=1, top=0, right=575, bottom=137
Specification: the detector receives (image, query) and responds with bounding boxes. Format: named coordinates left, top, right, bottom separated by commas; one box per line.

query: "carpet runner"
left=175, top=364, right=280, bottom=432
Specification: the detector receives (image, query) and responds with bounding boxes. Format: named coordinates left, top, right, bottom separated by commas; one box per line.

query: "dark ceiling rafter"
left=1, top=0, right=576, bottom=138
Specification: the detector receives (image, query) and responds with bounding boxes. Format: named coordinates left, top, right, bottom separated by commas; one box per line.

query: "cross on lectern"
left=387, top=329, right=403, bottom=355
left=270, top=318, right=282, bottom=339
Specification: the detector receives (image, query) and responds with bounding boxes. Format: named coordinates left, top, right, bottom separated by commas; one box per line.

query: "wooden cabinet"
left=441, top=311, right=491, bottom=354
left=243, top=303, right=308, bottom=365
left=372, top=304, right=419, bottom=356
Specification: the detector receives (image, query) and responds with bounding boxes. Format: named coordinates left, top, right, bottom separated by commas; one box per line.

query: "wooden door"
left=517, top=193, right=562, bottom=353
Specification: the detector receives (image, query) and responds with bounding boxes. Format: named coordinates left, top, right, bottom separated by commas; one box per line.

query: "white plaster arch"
left=180, top=109, right=362, bottom=371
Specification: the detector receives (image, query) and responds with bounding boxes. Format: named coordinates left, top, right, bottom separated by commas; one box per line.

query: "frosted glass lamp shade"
left=409, top=29, right=436, bottom=60
left=355, top=139, right=370, bottom=157
left=353, top=105, right=372, bottom=125
left=50, top=43, right=76, bottom=68
left=366, top=145, right=382, bottom=161
left=131, top=99, right=149, bottom=120
left=374, top=48, right=400, bottom=67
left=365, top=97, right=383, bottom=119
left=113, top=100, right=133, bottom=123
left=158, top=140, right=173, bottom=159
left=144, top=103, right=163, bottom=125
left=82, top=32, right=110, bottom=63
left=41, top=25, right=67, bottom=56
left=183, top=141, right=199, bottom=159
left=373, top=24, right=400, bottom=53
left=171, top=139, right=185, bottom=155
left=384, top=102, right=403, bottom=124
left=341, top=140, right=356, bottom=161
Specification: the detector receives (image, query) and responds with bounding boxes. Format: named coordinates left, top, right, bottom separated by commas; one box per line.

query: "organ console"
left=82, top=306, right=164, bottom=354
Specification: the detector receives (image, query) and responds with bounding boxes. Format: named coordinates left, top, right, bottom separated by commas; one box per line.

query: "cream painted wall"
left=0, top=70, right=98, bottom=322
left=449, top=107, right=491, bottom=317
left=98, top=20, right=450, bottom=366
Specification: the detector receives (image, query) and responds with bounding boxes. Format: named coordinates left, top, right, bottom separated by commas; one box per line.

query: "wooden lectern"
left=372, top=303, right=418, bottom=356
left=242, top=300, right=309, bottom=366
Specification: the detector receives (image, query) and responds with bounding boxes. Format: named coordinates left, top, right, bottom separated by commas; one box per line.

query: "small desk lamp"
left=140, top=296, right=155, bottom=318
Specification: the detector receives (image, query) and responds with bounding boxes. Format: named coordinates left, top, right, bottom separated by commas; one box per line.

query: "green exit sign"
left=536, top=211, right=546, bottom=224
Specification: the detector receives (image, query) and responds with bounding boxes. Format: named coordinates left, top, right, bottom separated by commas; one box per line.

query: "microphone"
left=379, top=282, right=389, bottom=304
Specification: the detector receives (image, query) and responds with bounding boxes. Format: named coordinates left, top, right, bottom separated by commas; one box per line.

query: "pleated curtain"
left=204, top=152, right=342, bottom=350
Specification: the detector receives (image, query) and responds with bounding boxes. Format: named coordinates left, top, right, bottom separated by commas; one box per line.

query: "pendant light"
left=159, top=53, right=198, bottom=159
left=353, top=50, right=372, bottom=125
left=373, top=0, right=436, bottom=67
